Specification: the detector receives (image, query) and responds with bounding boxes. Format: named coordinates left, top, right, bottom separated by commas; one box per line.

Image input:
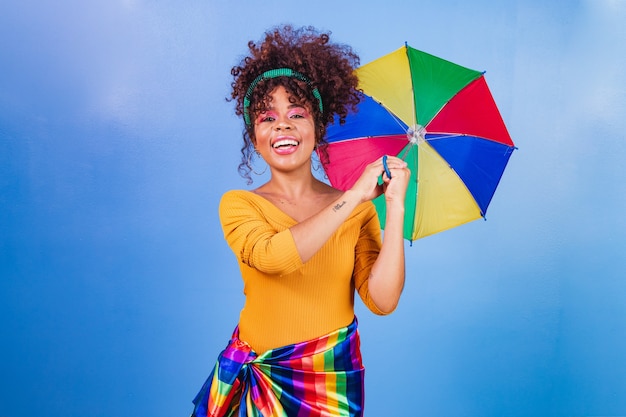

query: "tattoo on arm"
left=332, top=201, right=347, bottom=212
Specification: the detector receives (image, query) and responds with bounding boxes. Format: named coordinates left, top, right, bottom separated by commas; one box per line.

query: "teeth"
left=273, top=139, right=299, bottom=148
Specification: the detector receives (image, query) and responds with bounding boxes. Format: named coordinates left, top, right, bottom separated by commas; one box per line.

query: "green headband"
left=243, top=68, right=324, bottom=127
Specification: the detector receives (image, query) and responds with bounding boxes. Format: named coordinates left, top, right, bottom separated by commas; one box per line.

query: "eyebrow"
left=262, top=102, right=306, bottom=111
left=259, top=103, right=308, bottom=114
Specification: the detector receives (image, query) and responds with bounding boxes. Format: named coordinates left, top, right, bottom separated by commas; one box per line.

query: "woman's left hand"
left=366, top=155, right=410, bottom=314
left=381, top=156, right=410, bottom=207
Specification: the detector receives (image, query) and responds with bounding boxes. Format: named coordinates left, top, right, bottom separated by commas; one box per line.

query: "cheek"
left=252, top=125, right=268, bottom=141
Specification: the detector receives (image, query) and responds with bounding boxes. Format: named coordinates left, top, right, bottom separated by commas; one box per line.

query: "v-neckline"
left=242, top=190, right=299, bottom=223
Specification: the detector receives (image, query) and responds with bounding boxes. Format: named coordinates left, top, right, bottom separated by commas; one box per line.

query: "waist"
left=238, top=305, right=356, bottom=354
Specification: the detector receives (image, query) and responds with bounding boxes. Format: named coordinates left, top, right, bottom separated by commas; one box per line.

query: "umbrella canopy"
left=319, top=44, right=516, bottom=241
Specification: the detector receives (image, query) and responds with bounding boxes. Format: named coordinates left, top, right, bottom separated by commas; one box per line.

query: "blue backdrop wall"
left=1, top=1, right=625, bottom=416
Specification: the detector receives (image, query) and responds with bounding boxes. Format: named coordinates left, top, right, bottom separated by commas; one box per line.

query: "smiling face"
left=252, top=85, right=317, bottom=175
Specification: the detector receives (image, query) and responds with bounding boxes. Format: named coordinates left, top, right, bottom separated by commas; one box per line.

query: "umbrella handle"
left=382, top=155, right=392, bottom=179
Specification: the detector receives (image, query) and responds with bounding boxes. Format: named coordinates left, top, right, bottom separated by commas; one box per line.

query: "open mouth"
left=272, top=139, right=299, bottom=149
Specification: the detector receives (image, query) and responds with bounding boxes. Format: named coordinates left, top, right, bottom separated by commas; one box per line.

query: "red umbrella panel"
left=319, top=44, right=516, bottom=241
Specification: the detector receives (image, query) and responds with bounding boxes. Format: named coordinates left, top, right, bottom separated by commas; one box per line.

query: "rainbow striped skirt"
left=191, top=318, right=365, bottom=417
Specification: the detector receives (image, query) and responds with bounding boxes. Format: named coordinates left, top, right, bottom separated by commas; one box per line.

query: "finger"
left=384, top=156, right=408, bottom=168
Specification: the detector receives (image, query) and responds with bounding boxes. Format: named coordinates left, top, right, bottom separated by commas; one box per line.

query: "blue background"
left=1, top=1, right=625, bottom=416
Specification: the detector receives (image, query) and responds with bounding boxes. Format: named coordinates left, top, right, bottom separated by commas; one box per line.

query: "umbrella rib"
left=424, top=133, right=464, bottom=140
left=368, top=97, right=412, bottom=135
left=368, top=98, right=416, bottom=162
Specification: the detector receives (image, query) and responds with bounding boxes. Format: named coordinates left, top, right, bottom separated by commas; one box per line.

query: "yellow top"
left=219, top=190, right=388, bottom=353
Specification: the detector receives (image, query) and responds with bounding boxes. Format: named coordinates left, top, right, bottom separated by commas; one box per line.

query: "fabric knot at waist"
left=192, top=318, right=365, bottom=417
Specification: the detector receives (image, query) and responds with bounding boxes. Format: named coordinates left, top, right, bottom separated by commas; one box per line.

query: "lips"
left=271, top=137, right=300, bottom=155
left=272, top=138, right=299, bottom=149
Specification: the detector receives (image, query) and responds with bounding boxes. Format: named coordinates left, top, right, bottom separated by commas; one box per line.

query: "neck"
left=257, top=167, right=326, bottom=200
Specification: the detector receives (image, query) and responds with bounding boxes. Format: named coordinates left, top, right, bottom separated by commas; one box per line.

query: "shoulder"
left=220, top=189, right=253, bottom=204
left=220, top=189, right=270, bottom=206
left=219, top=189, right=259, bottom=214
left=219, top=189, right=283, bottom=219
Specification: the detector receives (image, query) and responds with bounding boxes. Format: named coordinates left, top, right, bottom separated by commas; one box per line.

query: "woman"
left=192, top=25, right=410, bottom=417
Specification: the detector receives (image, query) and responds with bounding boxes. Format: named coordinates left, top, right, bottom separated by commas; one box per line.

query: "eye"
left=289, top=109, right=307, bottom=119
left=257, top=113, right=275, bottom=123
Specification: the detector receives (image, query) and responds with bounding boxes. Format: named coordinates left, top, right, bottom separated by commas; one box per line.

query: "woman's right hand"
left=350, top=156, right=409, bottom=203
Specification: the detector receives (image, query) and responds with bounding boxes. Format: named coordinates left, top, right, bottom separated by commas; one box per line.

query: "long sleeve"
left=219, top=190, right=303, bottom=275
left=353, top=203, right=388, bottom=316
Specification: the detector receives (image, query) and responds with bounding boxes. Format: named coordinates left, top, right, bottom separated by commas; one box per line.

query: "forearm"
left=367, top=203, right=406, bottom=313
left=289, top=189, right=362, bottom=263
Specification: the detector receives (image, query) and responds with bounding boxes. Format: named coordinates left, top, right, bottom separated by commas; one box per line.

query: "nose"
left=274, top=116, right=292, bottom=130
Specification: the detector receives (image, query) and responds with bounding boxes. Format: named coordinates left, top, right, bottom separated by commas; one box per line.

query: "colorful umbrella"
left=319, top=44, right=516, bottom=241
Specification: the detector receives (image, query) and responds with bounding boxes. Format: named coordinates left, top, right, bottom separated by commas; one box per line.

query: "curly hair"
left=230, top=25, right=361, bottom=183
